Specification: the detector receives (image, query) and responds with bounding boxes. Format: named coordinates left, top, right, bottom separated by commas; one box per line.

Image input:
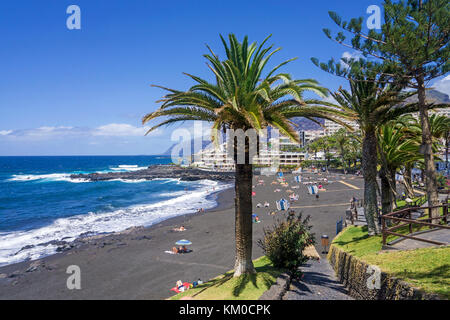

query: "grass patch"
left=395, top=196, right=426, bottom=209
left=364, top=247, right=450, bottom=299
left=169, top=256, right=285, bottom=300
left=332, top=226, right=450, bottom=299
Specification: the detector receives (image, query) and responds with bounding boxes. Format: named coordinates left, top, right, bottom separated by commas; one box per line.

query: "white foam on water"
left=8, top=164, right=151, bottom=183
left=109, top=165, right=148, bottom=172
left=8, top=173, right=89, bottom=183
left=0, top=180, right=232, bottom=267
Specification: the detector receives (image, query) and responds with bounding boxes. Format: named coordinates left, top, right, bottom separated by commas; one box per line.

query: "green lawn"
left=395, top=196, right=425, bottom=209
left=169, top=256, right=285, bottom=300
left=332, top=226, right=450, bottom=299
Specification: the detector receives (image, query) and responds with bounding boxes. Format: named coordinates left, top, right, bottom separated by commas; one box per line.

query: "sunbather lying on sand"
left=173, top=226, right=186, bottom=232
left=166, top=246, right=192, bottom=255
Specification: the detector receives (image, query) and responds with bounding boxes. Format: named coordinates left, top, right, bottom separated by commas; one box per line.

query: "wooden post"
left=408, top=209, right=413, bottom=234
left=444, top=203, right=448, bottom=224
left=382, top=215, right=387, bottom=245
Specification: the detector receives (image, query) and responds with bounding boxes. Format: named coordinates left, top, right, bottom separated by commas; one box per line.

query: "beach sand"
left=0, top=172, right=364, bottom=300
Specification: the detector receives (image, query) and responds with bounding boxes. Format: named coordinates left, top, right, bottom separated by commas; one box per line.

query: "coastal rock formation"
left=70, top=165, right=235, bottom=182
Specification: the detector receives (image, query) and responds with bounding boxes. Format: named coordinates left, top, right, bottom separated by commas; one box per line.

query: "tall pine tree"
left=315, top=0, right=449, bottom=222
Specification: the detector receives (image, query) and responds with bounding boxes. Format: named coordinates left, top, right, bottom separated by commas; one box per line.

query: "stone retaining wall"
left=327, top=245, right=441, bottom=300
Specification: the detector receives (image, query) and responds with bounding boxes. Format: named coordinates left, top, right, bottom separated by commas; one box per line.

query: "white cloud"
left=93, top=123, right=154, bottom=137
left=431, top=75, right=450, bottom=96
left=0, top=123, right=161, bottom=140
left=341, top=51, right=362, bottom=69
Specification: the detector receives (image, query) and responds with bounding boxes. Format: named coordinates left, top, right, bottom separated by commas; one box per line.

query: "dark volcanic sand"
left=0, top=173, right=364, bottom=300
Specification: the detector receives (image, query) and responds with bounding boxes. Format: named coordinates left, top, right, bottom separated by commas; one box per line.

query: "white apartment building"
left=302, top=130, right=327, bottom=145
left=192, top=135, right=306, bottom=170
left=324, top=119, right=360, bottom=135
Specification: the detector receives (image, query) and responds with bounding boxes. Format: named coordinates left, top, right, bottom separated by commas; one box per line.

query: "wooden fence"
left=381, top=202, right=450, bottom=246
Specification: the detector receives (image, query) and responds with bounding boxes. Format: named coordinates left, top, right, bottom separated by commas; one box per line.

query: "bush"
left=258, top=212, right=315, bottom=278
left=436, top=174, right=447, bottom=189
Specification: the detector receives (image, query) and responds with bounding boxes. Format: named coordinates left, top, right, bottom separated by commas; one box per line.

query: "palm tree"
left=307, top=140, right=322, bottom=165
left=329, top=129, right=350, bottom=173
left=315, top=136, right=334, bottom=171
left=142, top=34, right=347, bottom=276
left=345, top=135, right=362, bottom=169
left=377, top=117, right=422, bottom=215
left=430, top=114, right=450, bottom=177
left=330, top=78, right=418, bottom=235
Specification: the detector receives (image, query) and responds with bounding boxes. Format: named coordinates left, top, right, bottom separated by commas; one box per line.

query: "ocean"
left=0, top=156, right=231, bottom=267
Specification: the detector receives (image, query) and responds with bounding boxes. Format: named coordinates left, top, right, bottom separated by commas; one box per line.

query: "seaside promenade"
left=0, top=172, right=364, bottom=300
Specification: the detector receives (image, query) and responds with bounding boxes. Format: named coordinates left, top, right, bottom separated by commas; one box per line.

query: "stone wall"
left=327, top=245, right=441, bottom=300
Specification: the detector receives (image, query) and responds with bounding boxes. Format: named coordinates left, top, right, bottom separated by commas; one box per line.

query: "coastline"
left=0, top=172, right=364, bottom=300
left=0, top=185, right=240, bottom=300
left=0, top=182, right=235, bottom=270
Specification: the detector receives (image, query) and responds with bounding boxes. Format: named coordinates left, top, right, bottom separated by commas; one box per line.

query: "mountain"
left=291, top=118, right=324, bottom=131
left=404, top=89, right=450, bottom=105
left=162, top=138, right=212, bottom=156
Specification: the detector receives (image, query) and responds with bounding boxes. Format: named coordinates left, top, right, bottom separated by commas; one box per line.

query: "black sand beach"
left=0, top=172, right=364, bottom=300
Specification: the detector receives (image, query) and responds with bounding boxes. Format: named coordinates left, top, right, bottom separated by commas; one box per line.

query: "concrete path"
left=389, top=228, right=450, bottom=250
left=283, top=258, right=353, bottom=300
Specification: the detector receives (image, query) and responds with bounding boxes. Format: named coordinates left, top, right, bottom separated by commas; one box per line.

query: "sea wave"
left=8, top=173, right=89, bottom=183
left=8, top=164, right=149, bottom=183
left=109, top=165, right=148, bottom=172
left=0, top=179, right=232, bottom=267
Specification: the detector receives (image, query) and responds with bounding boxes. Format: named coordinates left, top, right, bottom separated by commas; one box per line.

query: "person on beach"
left=176, top=280, right=185, bottom=292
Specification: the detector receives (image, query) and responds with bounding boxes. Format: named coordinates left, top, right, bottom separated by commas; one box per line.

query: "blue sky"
left=0, top=0, right=448, bottom=155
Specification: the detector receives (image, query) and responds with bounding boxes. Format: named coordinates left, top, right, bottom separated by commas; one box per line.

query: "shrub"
left=436, top=174, right=447, bottom=189
left=258, top=212, right=315, bottom=278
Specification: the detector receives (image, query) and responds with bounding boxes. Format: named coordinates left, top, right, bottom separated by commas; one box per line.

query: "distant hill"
left=291, top=118, right=324, bottom=131
left=404, top=89, right=450, bottom=104
left=162, top=138, right=212, bottom=156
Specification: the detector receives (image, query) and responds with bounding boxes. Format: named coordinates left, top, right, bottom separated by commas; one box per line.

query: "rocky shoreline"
left=70, top=165, right=235, bottom=182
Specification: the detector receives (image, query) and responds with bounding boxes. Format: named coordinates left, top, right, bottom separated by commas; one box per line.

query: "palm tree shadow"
left=333, top=226, right=371, bottom=247
left=400, top=264, right=450, bottom=284
left=190, top=274, right=233, bottom=298
left=232, top=264, right=284, bottom=297
left=232, top=273, right=257, bottom=297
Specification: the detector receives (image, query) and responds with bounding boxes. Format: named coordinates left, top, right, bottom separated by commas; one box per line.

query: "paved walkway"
left=387, top=193, right=449, bottom=250
left=389, top=228, right=450, bottom=250
left=283, top=258, right=353, bottom=300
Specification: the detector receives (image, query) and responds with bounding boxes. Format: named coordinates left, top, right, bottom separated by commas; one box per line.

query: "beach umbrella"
left=175, top=239, right=192, bottom=246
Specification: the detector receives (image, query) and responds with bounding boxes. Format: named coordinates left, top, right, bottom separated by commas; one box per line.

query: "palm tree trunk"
left=403, top=164, right=415, bottom=198
left=362, top=129, right=381, bottom=235
left=380, top=167, right=393, bottom=216
left=446, top=133, right=449, bottom=176
left=233, top=163, right=255, bottom=277
left=417, top=75, right=440, bottom=222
